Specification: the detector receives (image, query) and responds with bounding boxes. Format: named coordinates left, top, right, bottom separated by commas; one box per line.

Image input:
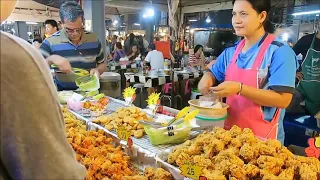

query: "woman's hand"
left=198, top=83, right=211, bottom=95
left=198, top=72, right=215, bottom=95
left=90, top=68, right=100, bottom=78
left=210, top=81, right=241, bottom=97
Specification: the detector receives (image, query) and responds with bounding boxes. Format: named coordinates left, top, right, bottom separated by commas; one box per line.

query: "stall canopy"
left=6, top=1, right=60, bottom=22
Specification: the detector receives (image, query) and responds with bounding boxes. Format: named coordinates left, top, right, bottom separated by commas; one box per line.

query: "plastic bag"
left=199, top=94, right=221, bottom=107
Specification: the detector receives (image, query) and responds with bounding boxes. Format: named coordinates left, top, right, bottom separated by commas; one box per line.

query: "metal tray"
left=69, top=110, right=159, bottom=171
left=70, top=105, right=194, bottom=179
left=155, top=148, right=189, bottom=180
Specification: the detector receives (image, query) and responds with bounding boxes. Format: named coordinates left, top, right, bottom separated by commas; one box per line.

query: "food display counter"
left=62, top=92, right=320, bottom=180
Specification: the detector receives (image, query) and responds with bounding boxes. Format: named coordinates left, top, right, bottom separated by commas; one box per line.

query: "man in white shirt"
left=145, top=44, right=164, bottom=70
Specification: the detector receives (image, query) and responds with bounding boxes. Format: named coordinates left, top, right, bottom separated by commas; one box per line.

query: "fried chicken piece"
left=168, top=146, right=185, bottom=164
left=238, top=128, right=258, bottom=145
left=74, top=133, right=82, bottom=145
left=153, top=168, right=172, bottom=180
left=285, top=159, right=301, bottom=170
left=244, top=164, right=260, bottom=178
left=266, top=139, right=282, bottom=151
left=248, top=159, right=258, bottom=166
left=228, top=137, right=243, bottom=149
left=213, top=149, right=244, bottom=176
left=213, top=127, right=226, bottom=134
left=144, top=167, right=155, bottom=179
left=257, top=155, right=284, bottom=175
left=296, top=156, right=320, bottom=173
left=105, top=124, right=114, bottom=130
left=182, top=140, right=192, bottom=146
left=203, top=139, right=225, bottom=158
left=230, top=164, right=246, bottom=179
left=239, top=143, right=259, bottom=162
left=214, top=159, right=232, bottom=176
left=82, top=137, right=95, bottom=148
left=107, top=153, right=123, bottom=163
left=229, top=125, right=242, bottom=137
left=299, top=163, right=317, bottom=180
left=122, top=175, right=148, bottom=180
left=101, top=177, right=111, bottom=180
left=101, top=160, right=112, bottom=170
left=133, top=129, right=144, bottom=138
left=202, top=168, right=226, bottom=180
left=190, top=133, right=213, bottom=152
left=260, top=170, right=279, bottom=180
left=214, top=148, right=242, bottom=164
left=278, top=167, right=295, bottom=180
left=187, top=143, right=202, bottom=155
left=193, top=155, right=213, bottom=168
left=275, top=146, right=295, bottom=162
left=176, top=152, right=192, bottom=167
left=258, top=141, right=277, bottom=156
left=214, top=130, right=232, bottom=144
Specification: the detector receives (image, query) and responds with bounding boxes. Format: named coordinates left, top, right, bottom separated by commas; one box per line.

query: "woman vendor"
left=198, top=0, right=298, bottom=144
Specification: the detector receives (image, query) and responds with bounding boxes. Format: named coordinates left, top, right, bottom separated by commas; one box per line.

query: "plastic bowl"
left=196, top=114, right=228, bottom=128
left=188, top=99, right=229, bottom=117
left=144, top=123, right=192, bottom=145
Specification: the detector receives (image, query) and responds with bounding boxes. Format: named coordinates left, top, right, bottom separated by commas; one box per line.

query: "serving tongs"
left=51, top=65, right=83, bottom=74
left=162, top=106, right=190, bottom=127
left=143, top=109, right=200, bottom=130
left=139, top=120, right=163, bottom=128
left=170, top=109, right=200, bottom=127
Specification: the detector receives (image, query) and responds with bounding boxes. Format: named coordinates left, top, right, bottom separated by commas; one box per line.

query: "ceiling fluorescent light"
left=26, top=22, right=38, bottom=25
left=292, top=10, right=320, bottom=16
left=189, top=19, right=197, bottom=22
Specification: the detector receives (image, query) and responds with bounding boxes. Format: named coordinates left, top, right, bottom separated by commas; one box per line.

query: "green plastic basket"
left=75, top=74, right=100, bottom=92
left=144, top=123, right=192, bottom=145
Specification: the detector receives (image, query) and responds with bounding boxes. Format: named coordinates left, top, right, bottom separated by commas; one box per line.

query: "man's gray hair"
left=59, top=1, right=84, bottom=23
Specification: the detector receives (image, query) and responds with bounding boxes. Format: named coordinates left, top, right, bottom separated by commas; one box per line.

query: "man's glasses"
left=64, top=27, right=84, bottom=34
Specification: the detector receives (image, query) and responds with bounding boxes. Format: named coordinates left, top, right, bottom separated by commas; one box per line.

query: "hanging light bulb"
left=143, top=0, right=154, bottom=18
left=206, top=16, right=211, bottom=23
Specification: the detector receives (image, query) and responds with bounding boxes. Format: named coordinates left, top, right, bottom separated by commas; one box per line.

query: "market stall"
left=60, top=84, right=320, bottom=180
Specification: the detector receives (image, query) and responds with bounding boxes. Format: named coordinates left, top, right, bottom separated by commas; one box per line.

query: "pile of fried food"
left=122, top=167, right=172, bottom=180
left=168, top=125, right=320, bottom=180
left=63, top=107, right=172, bottom=180
left=93, top=106, right=153, bottom=138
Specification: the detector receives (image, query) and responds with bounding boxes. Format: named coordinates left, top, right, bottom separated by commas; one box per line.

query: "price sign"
left=180, top=162, right=203, bottom=180
left=117, top=126, right=131, bottom=141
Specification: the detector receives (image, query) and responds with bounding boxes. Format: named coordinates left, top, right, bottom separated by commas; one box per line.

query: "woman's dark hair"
left=44, top=19, right=59, bottom=30
left=129, top=33, right=135, bottom=45
left=194, top=44, right=203, bottom=54
left=232, top=0, right=274, bottom=33
left=116, top=42, right=122, bottom=49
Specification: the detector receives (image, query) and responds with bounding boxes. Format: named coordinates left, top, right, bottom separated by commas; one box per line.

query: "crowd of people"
left=106, top=33, right=165, bottom=70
